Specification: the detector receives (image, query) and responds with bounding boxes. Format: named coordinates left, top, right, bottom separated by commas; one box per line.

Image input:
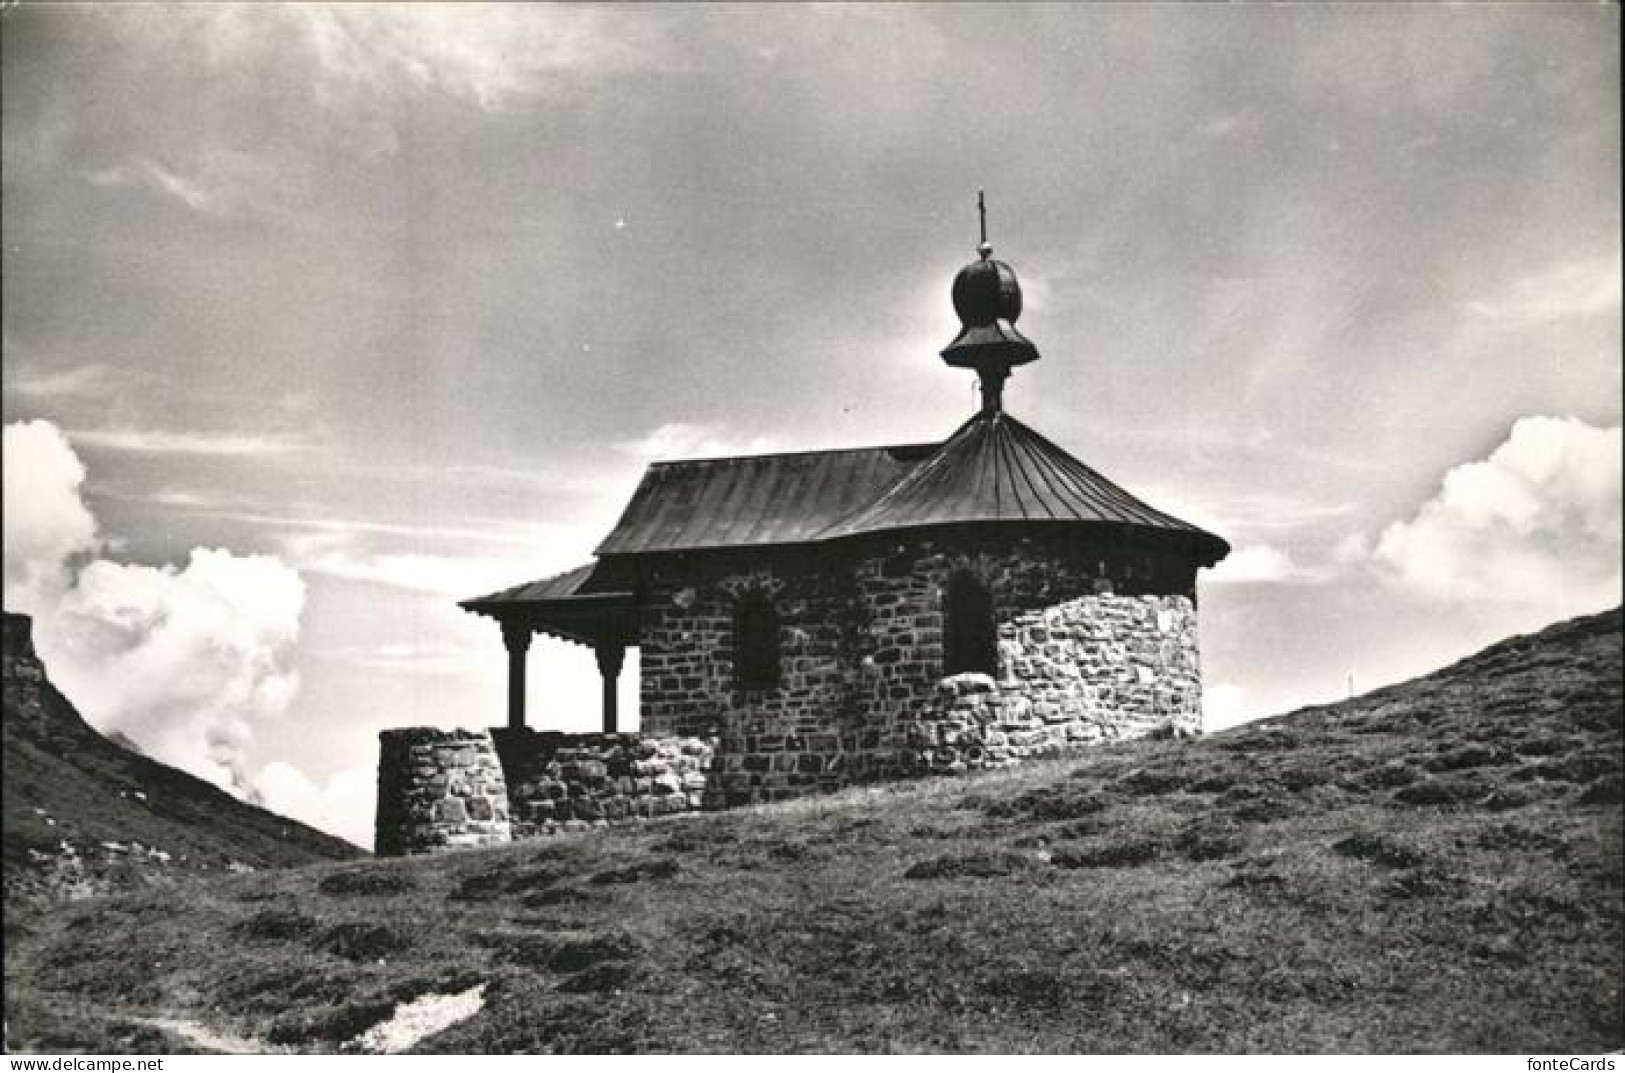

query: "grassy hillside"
left=5, top=608, right=1620, bottom=1054
left=2, top=612, right=361, bottom=910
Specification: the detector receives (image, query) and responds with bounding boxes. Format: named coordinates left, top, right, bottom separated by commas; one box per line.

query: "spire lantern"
left=941, top=191, right=1040, bottom=414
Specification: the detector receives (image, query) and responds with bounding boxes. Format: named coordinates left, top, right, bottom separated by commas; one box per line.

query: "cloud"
left=134, top=4, right=666, bottom=115
left=309, top=641, right=490, bottom=677
left=618, top=422, right=782, bottom=462
left=1206, top=543, right=1322, bottom=586
left=1373, top=416, right=1622, bottom=616
left=254, top=760, right=376, bottom=850
left=82, top=150, right=281, bottom=218
left=1465, top=255, right=1622, bottom=325
left=66, top=428, right=309, bottom=456
left=6, top=419, right=307, bottom=799
left=4, top=363, right=118, bottom=400
left=143, top=501, right=580, bottom=552
left=3, top=421, right=102, bottom=613
left=40, top=550, right=305, bottom=797
left=279, top=530, right=569, bottom=599
left=1330, top=532, right=1371, bottom=566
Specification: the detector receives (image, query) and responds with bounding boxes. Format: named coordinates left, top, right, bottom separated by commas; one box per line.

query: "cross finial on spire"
left=977, top=190, right=991, bottom=259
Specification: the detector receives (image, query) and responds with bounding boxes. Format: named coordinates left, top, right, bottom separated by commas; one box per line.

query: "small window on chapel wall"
left=734, top=593, right=781, bottom=689
left=943, top=573, right=997, bottom=676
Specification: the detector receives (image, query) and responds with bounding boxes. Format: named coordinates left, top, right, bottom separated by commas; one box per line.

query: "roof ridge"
left=813, top=412, right=986, bottom=538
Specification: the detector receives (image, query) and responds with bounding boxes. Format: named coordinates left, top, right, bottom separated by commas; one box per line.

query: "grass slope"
left=2, top=612, right=361, bottom=910
left=5, top=608, right=1620, bottom=1054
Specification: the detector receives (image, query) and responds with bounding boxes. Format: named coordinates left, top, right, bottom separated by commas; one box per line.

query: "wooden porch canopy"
left=460, top=563, right=636, bottom=733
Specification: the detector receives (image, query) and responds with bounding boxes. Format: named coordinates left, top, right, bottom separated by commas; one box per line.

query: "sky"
left=3, top=3, right=1620, bottom=849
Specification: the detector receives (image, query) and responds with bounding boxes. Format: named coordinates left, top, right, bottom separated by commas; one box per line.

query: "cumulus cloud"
left=3, top=419, right=336, bottom=819
left=255, top=761, right=376, bottom=850
left=1206, top=543, right=1320, bottom=586
left=3, top=420, right=101, bottom=613
left=41, top=550, right=305, bottom=797
left=1373, top=416, right=1622, bottom=616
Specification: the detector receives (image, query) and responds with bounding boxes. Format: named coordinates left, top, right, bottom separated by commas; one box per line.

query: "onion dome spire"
left=941, top=190, right=1040, bottom=414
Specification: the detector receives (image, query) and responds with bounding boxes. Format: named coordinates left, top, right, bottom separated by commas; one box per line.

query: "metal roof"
left=593, top=443, right=935, bottom=555
left=818, top=412, right=1229, bottom=564
left=468, top=411, right=1228, bottom=616
left=460, top=562, right=635, bottom=645
left=592, top=412, right=1225, bottom=562
left=462, top=563, right=606, bottom=608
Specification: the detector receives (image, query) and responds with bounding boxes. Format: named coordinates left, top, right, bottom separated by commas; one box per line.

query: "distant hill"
left=4, top=608, right=1620, bottom=1054
left=2, top=611, right=362, bottom=908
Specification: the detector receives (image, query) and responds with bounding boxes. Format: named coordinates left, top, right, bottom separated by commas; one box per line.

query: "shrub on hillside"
left=232, top=908, right=319, bottom=943
left=981, top=786, right=1113, bottom=822
left=556, top=961, right=635, bottom=993
left=316, top=922, right=409, bottom=961
left=318, top=870, right=416, bottom=898
left=1331, top=832, right=1426, bottom=868
left=1051, top=838, right=1160, bottom=868
left=903, top=851, right=1033, bottom=880
left=522, top=886, right=591, bottom=908
left=588, top=857, right=680, bottom=885
left=1392, top=778, right=1482, bottom=806
left=1578, top=774, right=1623, bottom=805
left=1425, top=744, right=1515, bottom=772
left=546, top=933, right=642, bottom=973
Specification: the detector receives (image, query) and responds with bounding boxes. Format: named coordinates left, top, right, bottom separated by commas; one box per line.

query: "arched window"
left=734, top=593, right=781, bottom=689
left=943, top=573, right=997, bottom=676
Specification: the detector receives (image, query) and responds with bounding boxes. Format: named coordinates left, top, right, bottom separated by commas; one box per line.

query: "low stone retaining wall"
left=375, top=728, right=512, bottom=856
left=375, top=728, right=720, bottom=855
left=489, top=729, right=717, bottom=839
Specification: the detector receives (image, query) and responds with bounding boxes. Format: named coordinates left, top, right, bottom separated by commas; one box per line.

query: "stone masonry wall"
left=375, top=728, right=512, bottom=856
left=378, top=530, right=1208, bottom=854
left=375, top=728, right=717, bottom=855
left=891, top=595, right=1200, bottom=776
left=623, top=529, right=1203, bottom=805
left=853, top=532, right=1200, bottom=773
left=489, top=730, right=716, bottom=839
left=635, top=549, right=872, bottom=807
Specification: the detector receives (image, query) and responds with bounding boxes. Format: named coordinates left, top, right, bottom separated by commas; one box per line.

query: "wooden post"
left=595, top=642, right=625, bottom=734
left=501, top=619, right=532, bottom=730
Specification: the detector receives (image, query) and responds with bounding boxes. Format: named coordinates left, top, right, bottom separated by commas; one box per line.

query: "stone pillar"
left=595, top=642, right=625, bottom=734
left=375, top=728, right=512, bottom=856
left=501, top=618, right=532, bottom=731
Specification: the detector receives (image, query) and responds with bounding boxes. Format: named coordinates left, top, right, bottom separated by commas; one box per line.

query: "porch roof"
left=460, top=563, right=635, bottom=648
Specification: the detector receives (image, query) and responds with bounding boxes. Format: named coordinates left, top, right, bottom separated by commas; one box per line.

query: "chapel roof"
left=583, top=410, right=1228, bottom=565
left=816, top=410, right=1228, bottom=564
left=592, top=442, right=935, bottom=555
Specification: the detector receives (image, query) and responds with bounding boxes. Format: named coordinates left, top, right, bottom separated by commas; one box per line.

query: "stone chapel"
left=375, top=205, right=1229, bottom=854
